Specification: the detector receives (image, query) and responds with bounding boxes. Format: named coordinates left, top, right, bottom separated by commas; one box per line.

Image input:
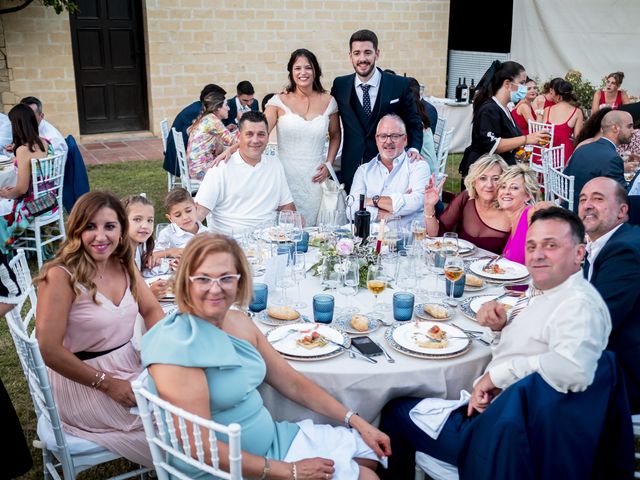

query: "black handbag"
left=23, top=159, right=58, bottom=218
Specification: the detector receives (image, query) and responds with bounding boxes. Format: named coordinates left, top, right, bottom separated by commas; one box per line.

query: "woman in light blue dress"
left=142, top=234, right=390, bottom=479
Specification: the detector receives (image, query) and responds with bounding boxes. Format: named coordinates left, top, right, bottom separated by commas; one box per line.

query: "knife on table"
left=324, top=337, right=378, bottom=364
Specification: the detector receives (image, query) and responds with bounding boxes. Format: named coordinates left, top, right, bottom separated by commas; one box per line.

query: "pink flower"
left=336, top=238, right=354, bottom=256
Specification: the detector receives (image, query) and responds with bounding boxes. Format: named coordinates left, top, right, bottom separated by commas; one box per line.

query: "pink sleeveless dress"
left=47, top=266, right=152, bottom=467
left=502, top=206, right=531, bottom=265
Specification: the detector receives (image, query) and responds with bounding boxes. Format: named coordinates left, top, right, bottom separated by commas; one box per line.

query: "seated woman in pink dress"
left=35, top=191, right=165, bottom=467
left=543, top=79, right=584, bottom=161
left=424, top=154, right=511, bottom=254
left=186, top=85, right=239, bottom=180
left=497, top=165, right=544, bottom=264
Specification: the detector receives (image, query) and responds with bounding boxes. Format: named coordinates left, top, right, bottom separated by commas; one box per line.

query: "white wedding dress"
left=267, top=94, right=338, bottom=226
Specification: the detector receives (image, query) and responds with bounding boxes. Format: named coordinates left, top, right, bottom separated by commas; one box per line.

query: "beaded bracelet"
left=91, top=371, right=106, bottom=389
left=259, top=457, right=270, bottom=480
left=291, top=462, right=298, bottom=480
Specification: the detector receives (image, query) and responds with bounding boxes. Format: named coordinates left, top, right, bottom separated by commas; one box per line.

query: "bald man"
left=564, top=110, right=633, bottom=211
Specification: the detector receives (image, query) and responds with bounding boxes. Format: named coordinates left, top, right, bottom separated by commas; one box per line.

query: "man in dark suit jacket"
left=564, top=110, right=634, bottom=211
left=330, top=29, right=423, bottom=192
left=579, top=176, right=640, bottom=413
left=163, top=83, right=220, bottom=177
left=223, top=80, right=259, bottom=128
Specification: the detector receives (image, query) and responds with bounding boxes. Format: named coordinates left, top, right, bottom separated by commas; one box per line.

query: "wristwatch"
left=372, top=195, right=380, bottom=207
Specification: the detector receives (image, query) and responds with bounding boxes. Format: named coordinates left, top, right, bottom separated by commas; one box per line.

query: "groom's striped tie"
left=506, top=287, right=544, bottom=325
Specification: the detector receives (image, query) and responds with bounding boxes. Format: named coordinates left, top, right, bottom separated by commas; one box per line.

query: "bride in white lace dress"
left=265, top=49, right=341, bottom=226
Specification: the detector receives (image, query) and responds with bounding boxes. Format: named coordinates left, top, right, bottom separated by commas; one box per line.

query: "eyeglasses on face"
left=375, top=133, right=405, bottom=142
left=189, top=274, right=241, bottom=290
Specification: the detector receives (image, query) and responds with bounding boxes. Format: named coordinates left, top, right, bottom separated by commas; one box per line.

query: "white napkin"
left=409, top=390, right=470, bottom=440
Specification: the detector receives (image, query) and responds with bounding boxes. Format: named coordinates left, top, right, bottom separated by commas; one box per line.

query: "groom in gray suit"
left=331, top=29, right=423, bottom=192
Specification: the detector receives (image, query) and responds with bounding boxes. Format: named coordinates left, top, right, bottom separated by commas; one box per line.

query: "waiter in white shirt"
left=349, top=114, right=430, bottom=225
left=20, top=96, right=68, bottom=159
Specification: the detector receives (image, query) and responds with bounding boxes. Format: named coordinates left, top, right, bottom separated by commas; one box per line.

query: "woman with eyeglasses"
left=35, top=191, right=164, bottom=468
left=141, top=233, right=390, bottom=480
left=459, top=60, right=551, bottom=181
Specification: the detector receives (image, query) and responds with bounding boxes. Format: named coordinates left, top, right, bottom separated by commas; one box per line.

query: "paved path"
left=80, top=138, right=163, bottom=165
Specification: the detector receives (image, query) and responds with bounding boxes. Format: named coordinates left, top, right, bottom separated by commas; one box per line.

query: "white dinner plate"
left=423, top=237, right=475, bottom=255
left=388, top=321, right=471, bottom=357
left=265, top=323, right=349, bottom=359
left=468, top=258, right=529, bottom=281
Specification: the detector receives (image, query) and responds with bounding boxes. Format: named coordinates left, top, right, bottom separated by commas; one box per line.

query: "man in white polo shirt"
left=195, top=111, right=296, bottom=234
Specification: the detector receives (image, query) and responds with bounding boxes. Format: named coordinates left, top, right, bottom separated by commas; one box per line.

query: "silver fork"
left=374, top=340, right=395, bottom=363
left=482, top=254, right=503, bottom=270
left=269, top=328, right=298, bottom=344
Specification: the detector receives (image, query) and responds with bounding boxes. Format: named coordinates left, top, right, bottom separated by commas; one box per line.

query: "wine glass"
left=410, top=219, right=426, bottom=245
left=275, top=251, right=295, bottom=305
left=443, top=255, right=464, bottom=307
left=321, top=256, right=342, bottom=308
left=396, top=252, right=417, bottom=293
left=338, top=257, right=360, bottom=314
left=290, top=212, right=304, bottom=252
left=278, top=211, right=295, bottom=242
left=366, top=264, right=386, bottom=319
left=383, top=217, right=401, bottom=253
left=292, top=252, right=307, bottom=309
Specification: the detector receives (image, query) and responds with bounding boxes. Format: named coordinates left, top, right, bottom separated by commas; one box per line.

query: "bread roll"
left=423, top=304, right=450, bottom=319
left=267, top=306, right=299, bottom=321
left=350, top=315, right=369, bottom=332
left=465, top=274, right=484, bottom=288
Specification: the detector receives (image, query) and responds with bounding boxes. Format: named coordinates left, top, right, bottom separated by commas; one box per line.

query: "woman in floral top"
left=186, top=86, right=238, bottom=179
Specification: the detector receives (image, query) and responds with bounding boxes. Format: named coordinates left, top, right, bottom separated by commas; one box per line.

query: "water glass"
left=393, top=292, right=415, bottom=322
left=296, top=231, right=309, bottom=253
left=313, top=294, right=334, bottom=324
left=445, top=274, right=465, bottom=299
left=249, top=283, right=268, bottom=312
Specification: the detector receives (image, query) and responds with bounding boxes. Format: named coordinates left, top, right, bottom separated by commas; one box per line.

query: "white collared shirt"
left=235, top=97, right=251, bottom=117
left=195, top=151, right=294, bottom=235
left=39, top=119, right=68, bottom=158
left=354, top=68, right=381, bottom=110
left=0, top=113, right=11, bottom=152
left=585, top=223, right=623, bottom=280
left=486, top=271, right=611, bottom=393
left=154, top=221, right=208, bottom=251
left=348, top=151, right=430, bottom=224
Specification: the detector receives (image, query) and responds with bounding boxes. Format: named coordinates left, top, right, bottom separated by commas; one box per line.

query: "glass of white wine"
left=443, top=255, right=464, bottom=306
left=366, top=264, right=386, bottom=319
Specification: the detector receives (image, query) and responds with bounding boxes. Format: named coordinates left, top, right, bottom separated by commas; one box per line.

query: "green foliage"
left=0, top=0, right=78, bottom=15
left=564, top=70, right=597, bottom=110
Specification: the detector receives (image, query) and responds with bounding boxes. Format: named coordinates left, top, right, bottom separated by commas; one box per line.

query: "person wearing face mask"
left=459, top=60, right=550, bottom=183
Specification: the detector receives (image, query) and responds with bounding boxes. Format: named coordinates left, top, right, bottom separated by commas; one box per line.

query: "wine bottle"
left=354, top=194, right=371, bottom=240
left=461, top=77, right=469, bottom=102
left=455, top=77, right=462, bottom=102
left=468, top=79, right=475, bottom=104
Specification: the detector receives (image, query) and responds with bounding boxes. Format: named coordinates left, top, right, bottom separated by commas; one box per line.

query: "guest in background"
left=459, top=60, right=550, bottom=178
left=532, top=77, right=562, bottom=120
left=510, top=77, right=537, bottom=135
left=35, top=191, right=164, bottom=468
left=543, top=79, right=584, bottom=161
left=424, top=154, right=511, bottom=254
left=592, top=71, right=630, bottom=112
left=574, top=106, right=612, bottom=150
left=564, top=110, right=633, bottom=211
left=407, top=78, right=437, bottom=173
left=20, top=96, right=68, bottom=159
left=186, top=85, right=239, bottom=180
left=579, top=177, right=640, bottom=413
left=0, top=112, right=13, bottom=152
left=223, top=80, right=260, bottom=129
left=0, top=104, right=53, bottom=253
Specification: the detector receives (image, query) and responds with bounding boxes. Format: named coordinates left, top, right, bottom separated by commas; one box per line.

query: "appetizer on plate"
left=296, top=331, right=328, bottom=349
left=412, top=325, right=449, bottom=349
left=482, top=263, right=506, bottom=275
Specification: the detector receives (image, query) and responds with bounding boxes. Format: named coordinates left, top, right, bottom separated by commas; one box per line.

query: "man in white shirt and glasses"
left=348, top=114, right=429, bottom=226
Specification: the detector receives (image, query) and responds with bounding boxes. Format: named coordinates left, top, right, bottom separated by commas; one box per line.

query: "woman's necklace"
left=96, top=264, right=107, bottom=280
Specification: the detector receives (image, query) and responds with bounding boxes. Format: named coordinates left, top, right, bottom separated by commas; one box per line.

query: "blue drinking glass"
left=445, top=273, right=465, bottom=298
left=393, top=292, right=415, bottom=322
left=277, top=242, right=295, bottom=257
left=249, top=283, right=268, bottom=312
left=296, top=231, right=309, bottom=253
left=313, top=294, right=334, bottom=324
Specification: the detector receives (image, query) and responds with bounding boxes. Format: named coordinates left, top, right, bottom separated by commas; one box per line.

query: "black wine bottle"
left=455, top=77, right=462, bottom=102
left=354, top=194, right=371, bottom=240
left=461, top=77, right=469, bottom=102
left=468, top=79, right=476, bottom=104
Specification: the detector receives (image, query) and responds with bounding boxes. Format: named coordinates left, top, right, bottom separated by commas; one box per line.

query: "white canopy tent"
left=511, top=0, right=640, bottom=99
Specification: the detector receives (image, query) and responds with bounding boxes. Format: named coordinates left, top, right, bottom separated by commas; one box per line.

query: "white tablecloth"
left=427, top=97, right=473, bottom=154
left=255, top=254, right=496, bottom=425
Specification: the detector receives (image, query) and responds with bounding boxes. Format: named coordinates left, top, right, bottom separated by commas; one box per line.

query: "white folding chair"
left=540, top=145, right=565, bottom=202
left=12, top=152, right=67, bottom=268
left=172, top=127, right=200, bottom=196
left=6, top=319, right=151, bottom=480
left=132, top=380, right=242, bottom=480
left=544, top=162, right=575, bottom=211
left=161, top=118, right=178, bottom=191
left=633, top=415, right=640, bottom=479
left=433, top=117, right=447, bottom=157
left=527, top=120, right=555, bottom=173
left=435, top=128, right=454, bottom=175
left=4, top=250, right=37, bottom=335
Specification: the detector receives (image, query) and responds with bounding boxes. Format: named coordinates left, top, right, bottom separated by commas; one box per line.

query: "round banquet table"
left=254, top=249, right=501, bottom=426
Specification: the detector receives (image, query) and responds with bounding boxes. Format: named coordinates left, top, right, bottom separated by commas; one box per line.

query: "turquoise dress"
left=141, top=312, right=299, bottom=472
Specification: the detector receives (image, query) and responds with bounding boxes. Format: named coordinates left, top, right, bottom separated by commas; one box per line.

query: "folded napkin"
left=409, top=390, right=470, bottom=440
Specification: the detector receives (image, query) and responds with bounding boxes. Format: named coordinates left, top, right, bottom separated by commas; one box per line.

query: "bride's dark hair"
left=285, top=49, right=326, bottom=93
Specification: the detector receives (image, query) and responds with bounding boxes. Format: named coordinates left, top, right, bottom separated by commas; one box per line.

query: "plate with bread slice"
left=464, top=274, right=486, bottom=292
left=265, top=323, right=350, bottom=360
left=414, top=303, right=455, bottom=321
left=385, top=321, right=471, bottom=359
left=335, top=314, right=379, bottom=335
left=257, top=306, right=310, bottom=326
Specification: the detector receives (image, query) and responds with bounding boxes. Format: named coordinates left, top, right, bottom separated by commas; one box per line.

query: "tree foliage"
left=0, top=0, right=78, bottom=15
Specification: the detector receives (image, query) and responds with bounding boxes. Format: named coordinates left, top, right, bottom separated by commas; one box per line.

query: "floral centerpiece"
left=310, top=236, right=378, bottom=288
